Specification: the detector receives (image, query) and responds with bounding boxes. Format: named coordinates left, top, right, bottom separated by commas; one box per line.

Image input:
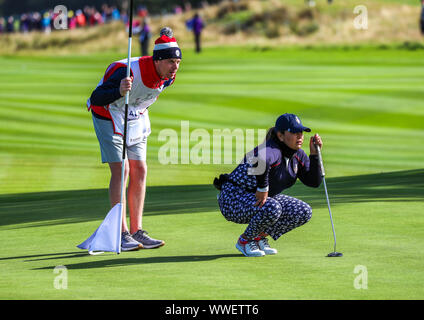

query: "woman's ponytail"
left=265, top=127, right=277, bottom=142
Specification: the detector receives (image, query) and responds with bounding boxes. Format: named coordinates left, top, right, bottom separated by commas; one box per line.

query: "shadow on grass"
left=288, top=168, right=424, bottom=207
left=0, top=169, right=423, bottom=229
left=0, top=251, right=90, bottom=262
left=0, top=184, right=218, bottom=229
left=31, top=253, right=243, bottom=270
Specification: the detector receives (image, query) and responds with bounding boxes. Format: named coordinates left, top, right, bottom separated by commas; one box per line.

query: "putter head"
left=327, top=252, right=343, bottom=257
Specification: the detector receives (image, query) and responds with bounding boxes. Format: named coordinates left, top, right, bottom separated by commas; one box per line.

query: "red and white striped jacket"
left=87, top=56, right=175, bottom=137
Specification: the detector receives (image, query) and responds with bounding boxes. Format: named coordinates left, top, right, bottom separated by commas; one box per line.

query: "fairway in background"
left=1, top=47, right=424, bottom=194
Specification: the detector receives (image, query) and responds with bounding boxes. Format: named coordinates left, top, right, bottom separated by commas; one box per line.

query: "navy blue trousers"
left=218, top=183, right=312, bottom=240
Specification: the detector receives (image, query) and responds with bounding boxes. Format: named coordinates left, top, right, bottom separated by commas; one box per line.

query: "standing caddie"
left=87, top=27, right=182, bottom=251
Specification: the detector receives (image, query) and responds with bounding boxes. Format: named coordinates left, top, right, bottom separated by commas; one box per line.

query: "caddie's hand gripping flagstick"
left=315, top=142, right=343, bottom=257
left=118, top=0, right=134, bottom=253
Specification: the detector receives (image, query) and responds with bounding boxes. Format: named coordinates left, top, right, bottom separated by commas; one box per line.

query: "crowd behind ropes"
left=0, top=3, right=136, bottom=34
left=0, top=1, right=210, bottom=35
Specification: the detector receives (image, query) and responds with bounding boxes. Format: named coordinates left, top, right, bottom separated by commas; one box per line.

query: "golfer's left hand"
left=310, top=133, right=323, bottom=155
left=254, top=191, right=268, bottom=208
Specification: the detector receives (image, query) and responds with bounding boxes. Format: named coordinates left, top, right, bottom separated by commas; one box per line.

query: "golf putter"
left=315, top=142, right=343, bottom=257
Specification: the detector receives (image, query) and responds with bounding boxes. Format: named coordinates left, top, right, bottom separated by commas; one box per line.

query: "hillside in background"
left=0, top=0, right=423, bottom=55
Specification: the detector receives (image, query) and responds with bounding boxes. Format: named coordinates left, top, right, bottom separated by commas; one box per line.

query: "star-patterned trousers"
left=218, top=182, right=312, bottom=240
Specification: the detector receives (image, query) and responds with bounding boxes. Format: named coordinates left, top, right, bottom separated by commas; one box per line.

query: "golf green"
left=0, top=46, right=423, bottom=299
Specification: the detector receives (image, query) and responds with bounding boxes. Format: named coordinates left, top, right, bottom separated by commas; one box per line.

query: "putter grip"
left=315, top=144, right=325, bottom=177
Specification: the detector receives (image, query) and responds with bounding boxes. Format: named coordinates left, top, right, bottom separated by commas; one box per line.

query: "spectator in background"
left=129, top=17, right=141, bottom=34
left=68, top=10, right=77, bottom=30
left=29, top=12, right=42, bottom=31
left=20, top=14, right=30, bottom=33
left=42, top=12, right=51, bottom=33
left=13, top=16, right=20, bottom=32
left=102, top=4, right=112, bottom=23
left=50, top=10, right=59, bottom=30
left=0, top=17, right=4, bottom=33
left=137, top=5, right=148, bottom=18
left=139, top=19, right=151, bottom=56
left=175, top=6, right=183, bottom=14
left=111, top=6, right=121, bottom=20
left=421, top=0, right=424, bottom=35
left=75, top=9, right=86, bottom=27
left=6, top=16, right=14, bottom=33
left=88, top=8, right=97, bottom=25
left=93, top=9, right=104, bottom=25
left=83, top=6, right=91, bottom=24
left=186, top=13, right=204, bottom=53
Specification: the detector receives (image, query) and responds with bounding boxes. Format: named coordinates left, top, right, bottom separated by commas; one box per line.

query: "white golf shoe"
left=236, top=239, right=265, bottom=257
left=257, top=237, right=278, bottom=255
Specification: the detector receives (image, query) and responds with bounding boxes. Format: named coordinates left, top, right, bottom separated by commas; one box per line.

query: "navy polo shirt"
left=228, top=136, right=322, bottom=197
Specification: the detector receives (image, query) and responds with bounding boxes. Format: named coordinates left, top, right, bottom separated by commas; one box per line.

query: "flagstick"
left=118, top=0, right=134, bottom=254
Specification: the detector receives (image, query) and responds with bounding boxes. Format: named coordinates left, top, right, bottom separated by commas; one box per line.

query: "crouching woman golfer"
left=214, top=113, right=323, bottom=257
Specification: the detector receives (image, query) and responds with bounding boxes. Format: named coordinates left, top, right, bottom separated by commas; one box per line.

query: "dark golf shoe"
left=132, top=230, right=165, bottom=249
left=121, top=231, right=143, bottom=251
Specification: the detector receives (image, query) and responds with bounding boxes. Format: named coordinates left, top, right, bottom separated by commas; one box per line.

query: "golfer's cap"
left=275, top=113, right=311, bottom=134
